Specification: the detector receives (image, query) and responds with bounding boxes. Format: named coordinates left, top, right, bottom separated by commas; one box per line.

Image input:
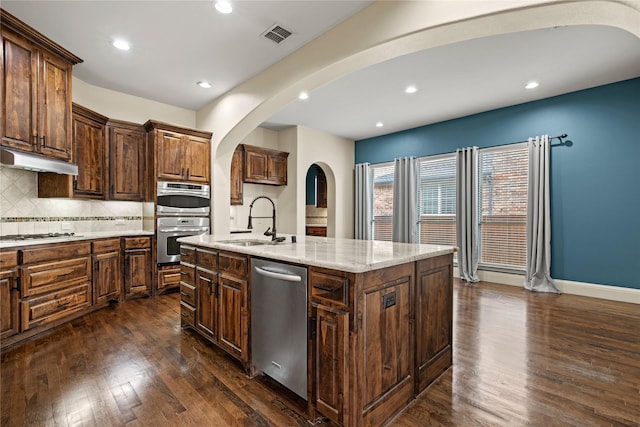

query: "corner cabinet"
left=145, top=120, right=212, bottom=185
left=230, top=144, right=244, bottom=205
left=1, top=9, right=82, bottom=160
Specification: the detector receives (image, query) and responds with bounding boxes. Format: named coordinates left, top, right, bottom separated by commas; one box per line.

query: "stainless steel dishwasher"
left=251, top=258, right=308, bottom=400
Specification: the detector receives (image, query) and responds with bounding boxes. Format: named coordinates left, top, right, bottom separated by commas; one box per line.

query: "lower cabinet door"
left=0, top=269, right=20, bottom=339
left=217, top=276, right=246, bottom=361
left=196, top=268, right=217, bottom=340
left=21, top=284, right=91, bottom=331
left=314, top=304, right=348, bottom=425
left=93, top=251, right=121, bottom=305
left=124, top=249, right=151, bottom=299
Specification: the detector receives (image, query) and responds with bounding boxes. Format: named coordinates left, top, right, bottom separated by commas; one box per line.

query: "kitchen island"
left=177, top=234, right=455, bottom=427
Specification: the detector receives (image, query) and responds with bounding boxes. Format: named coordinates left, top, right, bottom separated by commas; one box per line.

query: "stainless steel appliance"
left=0, top=232, right=80, bottom=241
left=156, top=181, right=210, bottom=216
left=157, top=217, right=209, bottom=264
left=251, top=258, right=308, bottom=399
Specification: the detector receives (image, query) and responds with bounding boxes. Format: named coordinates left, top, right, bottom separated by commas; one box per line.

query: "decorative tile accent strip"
left=1, top=216, right=142, bottom=223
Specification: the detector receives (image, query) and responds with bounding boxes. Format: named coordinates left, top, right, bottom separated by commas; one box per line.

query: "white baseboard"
left=453, top=267, right=639, bottom=305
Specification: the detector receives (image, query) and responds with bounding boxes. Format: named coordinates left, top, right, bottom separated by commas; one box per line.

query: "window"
left=478, top=144, right=528, bottom=269
left=371, top=163, right=394, bottom=241
left=418, top=154, right=456, bottom=247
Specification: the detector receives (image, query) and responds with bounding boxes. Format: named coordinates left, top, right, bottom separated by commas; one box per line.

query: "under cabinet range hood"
left=0, top=148, right=78, bottom=175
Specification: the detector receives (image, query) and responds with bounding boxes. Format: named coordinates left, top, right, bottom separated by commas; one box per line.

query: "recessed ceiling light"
left=112, top=39, right=130, bottom=51
left=298, top=92, right=309, bottom=100
left=214, top=1, right=232, bottom=14
left=197, top=81, right=212, bottom=89
left=376, top=122, right=384, bottom=128
left=405, top=85, right=418, bottom=94
left=525, top=81, right=539, bottom=89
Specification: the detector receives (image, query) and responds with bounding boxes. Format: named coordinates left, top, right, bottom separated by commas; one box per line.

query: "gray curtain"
left=524, top=135, right=560, bottom=293
left=392, top=157, right=418, bottom=243
left=456, top=147, right=479, bottom=282
left=355, top=163, right=372, bottom=240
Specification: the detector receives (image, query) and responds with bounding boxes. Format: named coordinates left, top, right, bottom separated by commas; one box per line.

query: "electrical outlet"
left=61, top=222, right=71, bottom=231
left=115, top=219, right=126, bottom=226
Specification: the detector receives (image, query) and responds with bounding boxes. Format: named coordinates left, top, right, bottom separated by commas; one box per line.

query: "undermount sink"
left=218, top=239, right=273, bottom=246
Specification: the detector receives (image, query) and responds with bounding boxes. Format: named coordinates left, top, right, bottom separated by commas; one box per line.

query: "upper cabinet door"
left=244, top=147, right=269, bottom=182
left=38, top=51, right=72, bottom=160
left=109, top=123, right=146, bottom=201
left=184, top=135, right=210, bottom=183
left=73, top=111, right=106, bottom=198
left=1, top=30, right=38, bottom=152
left=267, top=152, right=287, bottom=185
left=156, top=130, right=186, bottom=181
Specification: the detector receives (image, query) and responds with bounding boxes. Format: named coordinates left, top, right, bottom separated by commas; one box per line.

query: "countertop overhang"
left=177, top=234, right=456, bottom=273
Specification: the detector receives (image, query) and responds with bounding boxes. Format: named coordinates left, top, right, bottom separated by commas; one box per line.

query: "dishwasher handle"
left=254, top=266, right=302, bottom=282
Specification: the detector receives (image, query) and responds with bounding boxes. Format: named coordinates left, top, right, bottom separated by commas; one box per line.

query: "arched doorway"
left=305, top=163, right=328, bottom=237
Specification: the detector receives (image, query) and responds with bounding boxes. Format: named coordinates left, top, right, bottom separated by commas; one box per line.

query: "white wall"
left=227, top=125, right=353, bottom=239
left=72, top=77, right=196, bottom=127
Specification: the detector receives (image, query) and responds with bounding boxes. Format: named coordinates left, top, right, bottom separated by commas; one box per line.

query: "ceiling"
left=3, top=2, right=640, bottom=141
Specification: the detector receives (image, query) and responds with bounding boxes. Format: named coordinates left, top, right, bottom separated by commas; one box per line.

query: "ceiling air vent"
left=262, top=24, right=293, bottom=44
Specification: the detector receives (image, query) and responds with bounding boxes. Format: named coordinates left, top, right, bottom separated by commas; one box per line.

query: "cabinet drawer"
left=180, top=245, right=195, bottom=265
left=219, top=252, right=247, bottom=280
left=21, top=257, right=92, bottom=298
left=21, top=242, right=91, bottom=264
left=180, top=301, right=195, bottom=327
left=123, top=236, right=151, bottom=250
left=180, top=263, right=195, bottom=286
left=310, top=269, right=349, bottom=307
left=92, top=238, right=120, bottom=254
left=196, top=248, right=217, bottom=271
left=21, top=284, right=91, bottom=331
left=0, top=251, right=18, bottom=269
left=180, top=282, right=196, bottom=307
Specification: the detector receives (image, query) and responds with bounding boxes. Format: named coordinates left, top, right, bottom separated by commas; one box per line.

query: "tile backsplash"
left=1, top=166, right=151, bottom=235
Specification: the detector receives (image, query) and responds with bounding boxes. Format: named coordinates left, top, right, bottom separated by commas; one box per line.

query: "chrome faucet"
left=247, top=196, right=285, bottom=242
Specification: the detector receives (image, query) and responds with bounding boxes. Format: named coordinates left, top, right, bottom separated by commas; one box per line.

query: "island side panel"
left=353, top=262, right=415, bottom=427
left=415, top=253, right=454, bottom=393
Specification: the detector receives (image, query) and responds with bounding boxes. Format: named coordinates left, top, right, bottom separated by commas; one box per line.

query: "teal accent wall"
left=355, top=78, right=640, bottom=290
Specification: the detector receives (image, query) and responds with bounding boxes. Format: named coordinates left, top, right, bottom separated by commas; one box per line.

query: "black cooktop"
left=0, top=232, right=77, bottom=241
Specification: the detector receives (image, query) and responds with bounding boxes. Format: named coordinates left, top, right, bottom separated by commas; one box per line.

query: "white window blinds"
left=478, top=144, right=528, bottom=269
left=371, top=163, right=394, bottom=241
left=418, top=155, right=457, bottom=247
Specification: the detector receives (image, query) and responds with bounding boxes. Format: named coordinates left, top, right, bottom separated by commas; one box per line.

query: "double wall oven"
left=156, top=181, right=210, bottom=264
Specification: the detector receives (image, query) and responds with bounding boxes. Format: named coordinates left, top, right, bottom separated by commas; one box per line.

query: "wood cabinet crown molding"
left=0, top=8, right=82, bottom=64
left=143, top=120, right=212, bottom=140
left=72, top=103, right=108, bottom=125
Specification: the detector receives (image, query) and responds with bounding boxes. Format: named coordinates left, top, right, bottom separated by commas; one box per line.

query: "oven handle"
left=158, top=228, right=209, bottom=233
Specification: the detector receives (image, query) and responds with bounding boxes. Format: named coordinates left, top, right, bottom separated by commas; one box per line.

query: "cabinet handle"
left=186, top=168, right=190, bottom=179
left=215, top=280, right=219, bottom=298
left=15, top=276, right=21, bottom=292
left=181, top=312, right=189, bottom=318
left=57, top=300, right=71, bottom=308
left=180, top=291, right=189, bottom=297
left=181, top=167, right=185, bottom=178
left=34, top=134, right=39, bottom=148
left=309, top=316, right=317, bottom=339
left=41, top=135, right=46, bottom=147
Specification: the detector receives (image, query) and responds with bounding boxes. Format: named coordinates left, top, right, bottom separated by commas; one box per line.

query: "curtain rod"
left=489, top=133, right=569, bottom=149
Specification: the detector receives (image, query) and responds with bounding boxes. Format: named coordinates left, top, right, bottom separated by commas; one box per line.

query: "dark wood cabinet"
left=313, top=304, right=348, bottom=426
left=0, top=251, right=20, bottom=340
left=122, top=237, right=152, bottom=299
left=243, top=145, right=288, bottom=185
left=306, top=226, right=327, bottom=237
left=38, top=104, right=109, bottom=198
left=108, top=120, right=146, bottom=201
left=19, top=242, right=92, bottom=332
left=196, top=266, right=217, bottom=340
left=0, top=10, right=81, bottom=160
left=416, top=254, right=453, bottom=392
left=230, top=144, right=244, bottom=205
left=316, top=166, right=327, bottom=208
left=92, top=239, right=121, bottom=305
left=145, top=120, right=212, bottom=185
left=183, top=247, right=249, bottom=366
left=157, top=264, right=180, bottom=295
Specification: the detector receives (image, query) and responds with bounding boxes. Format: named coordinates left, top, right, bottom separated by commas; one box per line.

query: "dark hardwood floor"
left=2, top=280, right=639, bottom=426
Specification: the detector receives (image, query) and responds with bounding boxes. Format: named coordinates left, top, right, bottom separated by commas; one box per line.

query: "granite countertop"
left=0, top=230, right=154, bottom=249
left=178, top=234, right=456, bottom=273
